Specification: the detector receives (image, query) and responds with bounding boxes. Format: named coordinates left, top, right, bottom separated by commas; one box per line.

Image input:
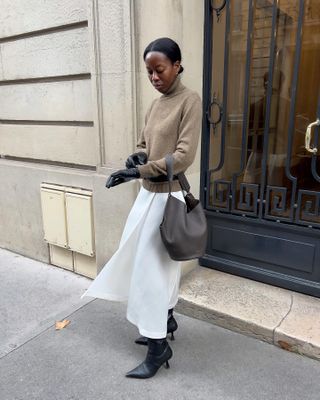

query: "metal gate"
left=200, top=0, right=320, bottom=296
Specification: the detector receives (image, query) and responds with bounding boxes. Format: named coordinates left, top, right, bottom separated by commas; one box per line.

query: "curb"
left=176, top=267, right=320, bottom=361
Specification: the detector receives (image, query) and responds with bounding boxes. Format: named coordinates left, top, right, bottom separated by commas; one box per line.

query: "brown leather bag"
left=159, top=155, right=208, bottom=261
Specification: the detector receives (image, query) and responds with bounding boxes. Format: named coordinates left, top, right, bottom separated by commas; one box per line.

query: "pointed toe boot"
left=126, top=338, right=172, bottom=379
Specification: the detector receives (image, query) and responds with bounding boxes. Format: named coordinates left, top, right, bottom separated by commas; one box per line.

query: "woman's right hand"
left=106, top=168, right=140, bottom=188
left=125, top=152, right=148, bottom=169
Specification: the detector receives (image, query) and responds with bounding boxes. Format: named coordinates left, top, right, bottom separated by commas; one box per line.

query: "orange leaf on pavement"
left=55, top=319, right=70, bottom=330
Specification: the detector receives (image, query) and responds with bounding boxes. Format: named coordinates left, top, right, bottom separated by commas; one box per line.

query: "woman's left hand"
left=106, top=168, right=140, bottom=188
left=125, top=152, right=148, bottom=169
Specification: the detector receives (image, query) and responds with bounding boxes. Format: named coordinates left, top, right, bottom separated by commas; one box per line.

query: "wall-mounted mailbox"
left=40, top=183, right=95, bottom=257
left=40, top=187, right=68, bottom=248
left=65, top=192, right=95, bottom=257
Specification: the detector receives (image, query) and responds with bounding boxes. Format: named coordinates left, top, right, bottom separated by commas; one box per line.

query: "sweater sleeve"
left=135, top=100, right=156, bottom=154
left=138, top=93, right=202, bottom=178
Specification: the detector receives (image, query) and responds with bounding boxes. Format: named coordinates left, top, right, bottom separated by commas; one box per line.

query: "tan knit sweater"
left=136, top=77, right=202, bottom=193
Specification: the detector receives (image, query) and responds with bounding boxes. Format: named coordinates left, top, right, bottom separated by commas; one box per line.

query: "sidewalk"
left=0, top=248, right=92, bottom=359
left=177, top=266, right=320, bottom=361
left=1, top=248, right=320, bottom=400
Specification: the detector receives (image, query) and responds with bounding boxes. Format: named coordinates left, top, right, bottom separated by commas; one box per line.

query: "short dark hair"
left=143, top=37, right=184, bottom=74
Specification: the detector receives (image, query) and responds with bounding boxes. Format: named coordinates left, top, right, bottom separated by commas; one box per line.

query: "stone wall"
left=0, top=0, right=204, bottom=276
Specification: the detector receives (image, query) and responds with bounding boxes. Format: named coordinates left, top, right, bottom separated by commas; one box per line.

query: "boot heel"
left=165, top=360, right=170, bottom=369
left=167, top=313, right=178, bottom=340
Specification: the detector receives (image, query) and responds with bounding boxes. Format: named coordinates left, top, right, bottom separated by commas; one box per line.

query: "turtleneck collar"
left=161, top=76, right=185, bottom=98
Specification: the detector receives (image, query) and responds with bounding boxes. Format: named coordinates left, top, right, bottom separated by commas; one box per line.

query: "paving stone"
left=274, top=292, right=320, bottom=360
left=177, top=267, right=293, bottom=343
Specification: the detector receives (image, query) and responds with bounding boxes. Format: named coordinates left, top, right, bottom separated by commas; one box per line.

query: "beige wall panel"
left=96, top=0, right=133, bottom=75
left=0, top=125, right=97, bottom=165
left=49, top=244, right=74, bottom=271
left=65, top=193, right=95, bottom=256
left=0, top=0, right=87, bottom=38
left=135, top=0, right=182, bottom=69
left=99, top=72, right=136, bottom=163
left=40, top=188, right=68, bottom=247
left=181, top=1, right=205, bottom=94
left=91, top=0, right=136, bottom=165
left=0, top=79, right=92, bottom=121
left=0, top=28, right=89, bottom=81
left=74, top=252, right=97, bottom=278
left=180, top=0, right=204, bottom=178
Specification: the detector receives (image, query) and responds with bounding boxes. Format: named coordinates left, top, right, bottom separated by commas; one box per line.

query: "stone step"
left=177, top=266, right=320, bottom=361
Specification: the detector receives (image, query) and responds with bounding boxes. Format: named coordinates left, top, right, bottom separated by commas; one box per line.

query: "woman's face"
left=144, top=51, right=180, bottom=94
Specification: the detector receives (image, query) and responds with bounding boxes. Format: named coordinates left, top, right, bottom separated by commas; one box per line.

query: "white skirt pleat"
left=81, top=186, right=183, bottom=339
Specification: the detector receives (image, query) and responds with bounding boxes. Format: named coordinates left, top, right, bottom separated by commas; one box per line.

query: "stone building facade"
left=0, top=0, right=204, bottom=277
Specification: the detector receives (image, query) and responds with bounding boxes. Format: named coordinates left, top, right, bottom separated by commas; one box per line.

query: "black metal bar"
left=208, top=0, right=230, bottom=175
left=231, top=0, right=254, bottom=211
left=296, top=190, right=320, bottom=228
left=211, top=0, right=227, bottom=20
left=212, top=179, right=231, bottom=211
left=209, top=0, right=231, bottom=175
left=284, top=0, right=305, bottom=222
left=200, top=0, right=214, bottom=208
left=206, top=96, right=223, bottom=129
left=258, top=0, right=278, bottom=219
left=205, top=0, right=231, bottom=211
left=311, top=87, right=320, bottom=182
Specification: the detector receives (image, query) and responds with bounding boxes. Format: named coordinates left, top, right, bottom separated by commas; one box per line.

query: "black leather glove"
left=106, top=168, right=140, bottom=188
left=125, top=152, right=148, bottom=169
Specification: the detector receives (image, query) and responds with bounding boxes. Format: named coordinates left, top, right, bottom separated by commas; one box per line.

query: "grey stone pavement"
left=1, top=248, right=320, bottom=400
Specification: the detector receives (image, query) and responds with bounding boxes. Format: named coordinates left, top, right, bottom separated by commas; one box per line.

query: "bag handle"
left=177, top=172, right=191, bottom=193
left=164, top=154, right=191, bottom=194
left=165, top=154, right=174, bottom=194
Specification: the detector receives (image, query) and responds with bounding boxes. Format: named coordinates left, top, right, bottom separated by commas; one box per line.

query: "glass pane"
left=208, top=1, right=249, bottom=209
left=232, top=0, right=275, bottom=214
left=224, top=0, right=249, bottom=181
left=263, top=0, right=301, bottom=219
left=243, top=0, right=275, bottom=186
left=266, top=0, right=320, bottom=225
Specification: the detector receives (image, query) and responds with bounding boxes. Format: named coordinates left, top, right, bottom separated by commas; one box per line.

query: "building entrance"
left=200, top=0, right=320, bottom=296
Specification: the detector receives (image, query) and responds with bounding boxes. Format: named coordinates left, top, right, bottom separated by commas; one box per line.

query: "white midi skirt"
left=82, top=186, right=184, bottom=339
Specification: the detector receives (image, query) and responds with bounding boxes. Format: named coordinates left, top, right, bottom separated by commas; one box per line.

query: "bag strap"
left=165, top=154, right=173, bottom=194
left=165, top=154, right=191, bottom=194
left=177, top=172, right=191, bottom=193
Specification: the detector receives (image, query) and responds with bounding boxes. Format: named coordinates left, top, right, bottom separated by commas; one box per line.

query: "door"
left=201, top=0, right=320, bottom=297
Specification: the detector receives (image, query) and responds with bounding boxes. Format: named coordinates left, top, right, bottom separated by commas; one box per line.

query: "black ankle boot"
left=167, top=308, right=178, bottom=341
left=135, top=309, right=178, bottom=345
left=126, top=338, right=172, bottom=379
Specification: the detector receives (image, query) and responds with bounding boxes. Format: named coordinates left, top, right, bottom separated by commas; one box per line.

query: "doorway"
left=200, top=0, right=320, bottom=297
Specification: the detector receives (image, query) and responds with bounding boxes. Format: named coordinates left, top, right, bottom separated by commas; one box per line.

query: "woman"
left=82, top=37, right=202, bottom=379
